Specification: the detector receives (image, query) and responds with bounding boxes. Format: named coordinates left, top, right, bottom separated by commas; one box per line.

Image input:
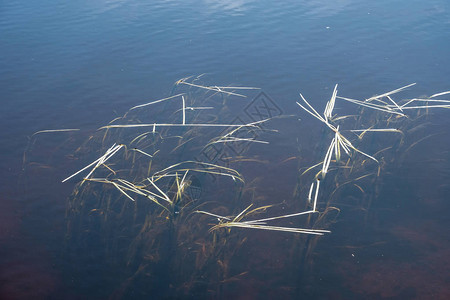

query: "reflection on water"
left=202, top=0, right=254, bottom=15
left=302, top=0, right=354, bottom=17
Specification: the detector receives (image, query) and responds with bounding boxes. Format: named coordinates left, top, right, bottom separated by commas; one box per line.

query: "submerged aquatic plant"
left=24, top=76, right=450, bottom=298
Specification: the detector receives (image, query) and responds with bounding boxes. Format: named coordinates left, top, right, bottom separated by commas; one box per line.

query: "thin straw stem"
left=62, top=144, right=123, bottom=183
left=129, top=94, right=184, bottom=110
left=243, top=210, right=317, bottom=224
left=214, top=222, right=330, bottom=235
left=32, top=129, right=80, bottom=136
left=196, top=210, right=231, bottom=221
left=365, top=83, right=416, bottom=102
left=431, top=91, right=450, bottom=98
left=182, top=95, right=186, bottom=125
left=313, top=179, right=320, bottom=211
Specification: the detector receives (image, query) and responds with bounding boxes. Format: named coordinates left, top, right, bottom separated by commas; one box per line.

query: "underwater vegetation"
left=24, top=77, right=450, bottom=298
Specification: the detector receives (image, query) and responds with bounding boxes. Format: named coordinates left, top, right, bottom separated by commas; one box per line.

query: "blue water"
left=1, top=0, right=450, bottom=298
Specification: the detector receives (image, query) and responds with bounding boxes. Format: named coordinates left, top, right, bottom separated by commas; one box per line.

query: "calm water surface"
left=1, top=0, right=450, bottom=299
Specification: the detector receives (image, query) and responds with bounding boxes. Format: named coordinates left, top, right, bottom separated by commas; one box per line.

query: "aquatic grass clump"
left=24, top=76, right=450, bottom=298
left=293, top=83, right=450, bottom=238
left=53, top=78, right=291, bottom=297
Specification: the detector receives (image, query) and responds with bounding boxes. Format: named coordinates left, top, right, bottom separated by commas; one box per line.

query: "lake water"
left=1, top=0, right=449, bottom=299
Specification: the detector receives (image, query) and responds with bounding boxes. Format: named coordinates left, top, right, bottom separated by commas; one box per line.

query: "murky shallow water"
left=1, top=0, right=450, bottom=299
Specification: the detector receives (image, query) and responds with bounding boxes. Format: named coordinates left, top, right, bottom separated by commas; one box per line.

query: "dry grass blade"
left=152, top=160, right=244, bottom=183
left=399, top=104, right=450, bottom=110
left=62, top=144, right=124, bottom=183
left=182, top=95, right=186, bottom=125
left=32, top=129, right=80, bottom=136
left=147, top=178, right=172, bottom=204
left=185, top=106, right=214, bottom=111
left=196, top=210, right=231, bottom=221
left=301, top=161, right=324, bottom=176
left=350, top=128, right=403, bottom=133
left=431, top=90, right=450, bottom=98
left=233, top=204, right=254, bottom=222
left=337, top=132, right=378, bottom=162
left=212, top=137, right=269, bottom=145
left=201, top=205, right=329, bottom=235
left=365, top=83, right=416, bottom=102
left=243, top=210, right=317, bottom=224
left=322, top=136, right=336, bottom=176
left=296, top=94, right=327, bottom=124
left=92, top=178, right=171, bottom=211
left=332, top=115, right=358, bottom=121
left=129, top=93, right=184, bottom=110
left=324, top=84, right=338, bottom=121
left=337, top=96, right=406, bottom=116
left=131, top=148, right=154, bottom=158
left=130, top=132, right=151, bottom=145
left=111, top=182, right=136, bottom=202
left=205, top=124, right=269, bottom=147
left=82, top=144, right=124, bottom=182
left=336, top=132, right=350, bottom=156
left=211, top=222, right=330, bottom=235
left=385, top=95, right=403, bottom=112
left=313, top=179, right=320, bottom=211
left=308, top=182, right=315, bottom=202
left=176, top=78, right=249, bottom=97
left=116, top=179, right=148, bottom=196
left=214, top=86, right=260, bottom=90
left=403, top=98, right=450, bottom=104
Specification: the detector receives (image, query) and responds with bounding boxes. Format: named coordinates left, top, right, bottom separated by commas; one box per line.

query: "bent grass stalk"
left=131, top=148, right=154, bottom=158
left=151, top=161, right=244, bottom=183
